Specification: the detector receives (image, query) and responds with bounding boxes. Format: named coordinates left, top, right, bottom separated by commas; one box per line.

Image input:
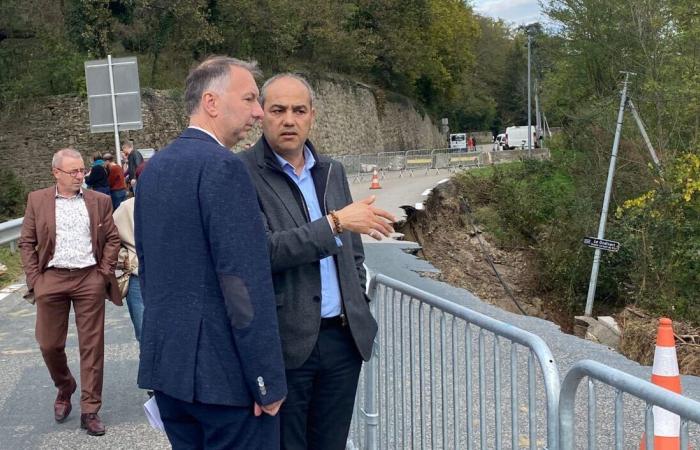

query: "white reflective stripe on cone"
left=652, top=405, right=681, bottom=437
left=652, top=346, right=680, bottom=376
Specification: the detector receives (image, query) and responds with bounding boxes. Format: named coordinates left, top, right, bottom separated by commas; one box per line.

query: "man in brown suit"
left=19, top=148, right=121, bottom=436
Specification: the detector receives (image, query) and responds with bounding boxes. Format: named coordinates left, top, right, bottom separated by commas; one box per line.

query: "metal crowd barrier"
left=404, top=149, right=436, bottom=176
left=348, top=273, right=561, bottom=450
left=330, top=146, right=546, bottom=183
left=559, top=359, right=700, bottom=450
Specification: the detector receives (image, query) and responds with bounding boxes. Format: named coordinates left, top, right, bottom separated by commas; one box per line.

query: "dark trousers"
left=34, top=266, right=106, bottom=413
left=154, top=391, right=280, bottom=450
left=110, top=189, right=127, bottom=211
left=280, top=322, right=362, bottom=450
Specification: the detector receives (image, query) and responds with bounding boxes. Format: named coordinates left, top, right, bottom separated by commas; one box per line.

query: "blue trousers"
left=154, top=391, right=280, bottom=450
left=110, top=189, right=127, bottom=211
left=125, top=274, right=144, bottom=341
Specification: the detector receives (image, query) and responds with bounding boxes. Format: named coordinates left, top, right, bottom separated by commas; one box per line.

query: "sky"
left=472, top=0, right=545, bottom=26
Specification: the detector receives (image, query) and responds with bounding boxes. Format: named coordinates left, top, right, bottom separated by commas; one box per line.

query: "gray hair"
left=184, top=56, right=261, bottom=116
left=121, top=140, right=133, bottom=151
left=260, top=73, right=315, bottom=107
left=52, top=148, right=82, bottom=168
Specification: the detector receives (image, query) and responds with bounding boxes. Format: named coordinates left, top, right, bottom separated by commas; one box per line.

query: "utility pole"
left=527, top=30, right=533, bottom=157
left=584, top=71, right=635, bottom=316
left=535, top=78, right=542, bottom=146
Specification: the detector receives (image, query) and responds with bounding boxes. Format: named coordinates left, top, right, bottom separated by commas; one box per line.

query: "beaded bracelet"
left=329, top=210, right=343, bottom=234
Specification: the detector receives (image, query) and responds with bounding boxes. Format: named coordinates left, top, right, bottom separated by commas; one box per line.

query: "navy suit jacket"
left=134, top=128, right=286, bottom=407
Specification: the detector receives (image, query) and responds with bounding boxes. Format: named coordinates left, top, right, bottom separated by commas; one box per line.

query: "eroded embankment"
left=396, top=180, right=700, bottom=376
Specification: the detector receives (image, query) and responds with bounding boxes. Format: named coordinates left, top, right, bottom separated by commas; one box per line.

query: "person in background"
left=84, top=152, right=110, bottom=196
left=112, top=161, right=146, bottom=342
left=121, top=140, right=143, bottom=192
left=18, top=148, right=121, bottom=436
left=103, top=153, right=127, bottom=210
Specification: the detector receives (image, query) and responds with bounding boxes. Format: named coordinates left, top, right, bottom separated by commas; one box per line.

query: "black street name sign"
left=582, top=237, right=621, bottom=252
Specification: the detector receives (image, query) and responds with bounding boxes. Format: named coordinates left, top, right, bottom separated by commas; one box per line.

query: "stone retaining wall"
left=0, top=78, right=444, bottom=192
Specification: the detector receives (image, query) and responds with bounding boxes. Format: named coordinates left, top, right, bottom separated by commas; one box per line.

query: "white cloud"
left=472, top=0, right=544, bottom=26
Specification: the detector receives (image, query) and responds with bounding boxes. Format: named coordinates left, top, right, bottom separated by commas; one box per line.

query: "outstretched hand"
left=334, top=196, right=397, bottom=240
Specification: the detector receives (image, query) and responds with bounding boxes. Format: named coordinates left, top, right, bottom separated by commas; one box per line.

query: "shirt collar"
left=188, top=126, right=225, bottom=147
left=273, top=146, right=315, bottom=174
left=55, top=185, right=84, bottom=199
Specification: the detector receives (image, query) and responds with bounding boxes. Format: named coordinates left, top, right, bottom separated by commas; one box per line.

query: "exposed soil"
left=397, top=180, right=700, bottom=376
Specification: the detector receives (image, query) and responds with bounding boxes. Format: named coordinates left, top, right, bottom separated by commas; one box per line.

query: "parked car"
left=494, top=133, right=507, bottom=150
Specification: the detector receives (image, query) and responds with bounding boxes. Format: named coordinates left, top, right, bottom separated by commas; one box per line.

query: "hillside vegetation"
left=0, top=0, right=528, bottom=133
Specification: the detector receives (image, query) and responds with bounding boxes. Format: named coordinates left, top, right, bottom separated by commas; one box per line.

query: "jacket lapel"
left=45, top=189, right=57, bottom=252
left=252, top=138, right=310, bottom=227
left=83, top=191, right=100, bottom=257
left=258, top=169, right=307, bottom=227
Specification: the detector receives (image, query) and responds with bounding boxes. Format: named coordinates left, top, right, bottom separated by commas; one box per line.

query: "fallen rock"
left=574, top=315, right=621, bottom=350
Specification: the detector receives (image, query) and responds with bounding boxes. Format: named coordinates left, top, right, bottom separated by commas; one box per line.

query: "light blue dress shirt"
left=274, top=148, right=343, bottom=318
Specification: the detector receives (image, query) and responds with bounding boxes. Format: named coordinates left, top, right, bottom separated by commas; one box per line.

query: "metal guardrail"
left=559, top=359, right=700, bottom=450
left=348, top=273, right=561, bottom=450
left=0, top=217, right=22, bottom=252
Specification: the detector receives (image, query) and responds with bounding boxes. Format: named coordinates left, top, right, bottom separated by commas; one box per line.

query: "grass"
left=0, top=246, right=23, bottom=289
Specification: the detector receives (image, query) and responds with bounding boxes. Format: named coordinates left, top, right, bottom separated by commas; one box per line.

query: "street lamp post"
left=527, top=30, right=532, bottom=158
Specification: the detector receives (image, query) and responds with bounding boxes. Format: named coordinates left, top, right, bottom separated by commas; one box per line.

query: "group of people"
left=19, top=55, right=397, bottom=449
left=84, top=141, right=144, bottom=211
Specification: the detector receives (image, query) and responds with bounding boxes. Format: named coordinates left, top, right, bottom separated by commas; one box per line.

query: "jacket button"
left=313, top=295, right=321, bottom=302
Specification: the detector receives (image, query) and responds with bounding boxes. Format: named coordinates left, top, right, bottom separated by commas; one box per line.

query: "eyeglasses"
left=55, top=167, right=87, bottom=177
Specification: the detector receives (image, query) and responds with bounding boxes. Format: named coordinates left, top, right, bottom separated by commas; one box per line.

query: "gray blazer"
left=241, top=138, right=378, bottom=370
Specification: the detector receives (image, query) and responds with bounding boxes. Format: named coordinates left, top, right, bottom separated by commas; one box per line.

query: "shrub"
left=0, top=168, right=25, bottom=222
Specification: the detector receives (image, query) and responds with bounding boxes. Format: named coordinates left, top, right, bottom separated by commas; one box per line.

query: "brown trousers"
left=34, top=266, right=106, bottom=414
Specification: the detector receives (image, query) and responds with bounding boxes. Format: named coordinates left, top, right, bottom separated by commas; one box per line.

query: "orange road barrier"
left=640, top=318, right=683, bottom=450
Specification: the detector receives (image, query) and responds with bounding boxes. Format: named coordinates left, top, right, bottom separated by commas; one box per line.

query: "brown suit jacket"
left=19, top=186, right=123, bottom=306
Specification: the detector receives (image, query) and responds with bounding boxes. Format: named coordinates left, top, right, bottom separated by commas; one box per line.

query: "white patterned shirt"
left=47, top=188, right=96, bottom=269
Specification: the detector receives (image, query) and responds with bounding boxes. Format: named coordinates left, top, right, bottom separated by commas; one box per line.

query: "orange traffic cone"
left=640, top=318, right=682, bottom=450
left=369, top=168, right=381, bottom=189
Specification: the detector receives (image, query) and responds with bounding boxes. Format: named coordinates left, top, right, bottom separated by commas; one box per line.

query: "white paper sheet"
left=144, top=396, right=165, bottom=432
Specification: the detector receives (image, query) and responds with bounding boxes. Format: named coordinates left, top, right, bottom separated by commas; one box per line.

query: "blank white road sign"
left=84, top=56, right=142, bottom=133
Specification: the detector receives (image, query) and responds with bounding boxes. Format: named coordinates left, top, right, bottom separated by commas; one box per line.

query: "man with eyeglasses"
left=19, top=148, right=121, bottom=436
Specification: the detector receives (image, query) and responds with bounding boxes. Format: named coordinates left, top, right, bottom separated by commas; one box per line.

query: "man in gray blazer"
left=240, top=74, right=396, bottom=450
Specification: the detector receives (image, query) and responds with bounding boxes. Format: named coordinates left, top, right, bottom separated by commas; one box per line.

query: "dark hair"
left=184, top=56, right=261, bottom=116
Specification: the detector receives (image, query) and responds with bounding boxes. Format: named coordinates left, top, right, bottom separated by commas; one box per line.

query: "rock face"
left=0, top=78, right=444, bottom=192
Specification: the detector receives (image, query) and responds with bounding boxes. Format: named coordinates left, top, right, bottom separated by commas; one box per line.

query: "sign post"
left=84, top=55, right=142, bottom=166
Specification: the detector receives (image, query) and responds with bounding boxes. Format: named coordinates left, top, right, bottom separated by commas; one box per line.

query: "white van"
left=503, top=126, right=535, bottom=150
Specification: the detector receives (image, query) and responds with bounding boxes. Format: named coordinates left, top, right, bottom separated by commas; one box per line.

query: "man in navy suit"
left=135, top=56, right=286, bottom=449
